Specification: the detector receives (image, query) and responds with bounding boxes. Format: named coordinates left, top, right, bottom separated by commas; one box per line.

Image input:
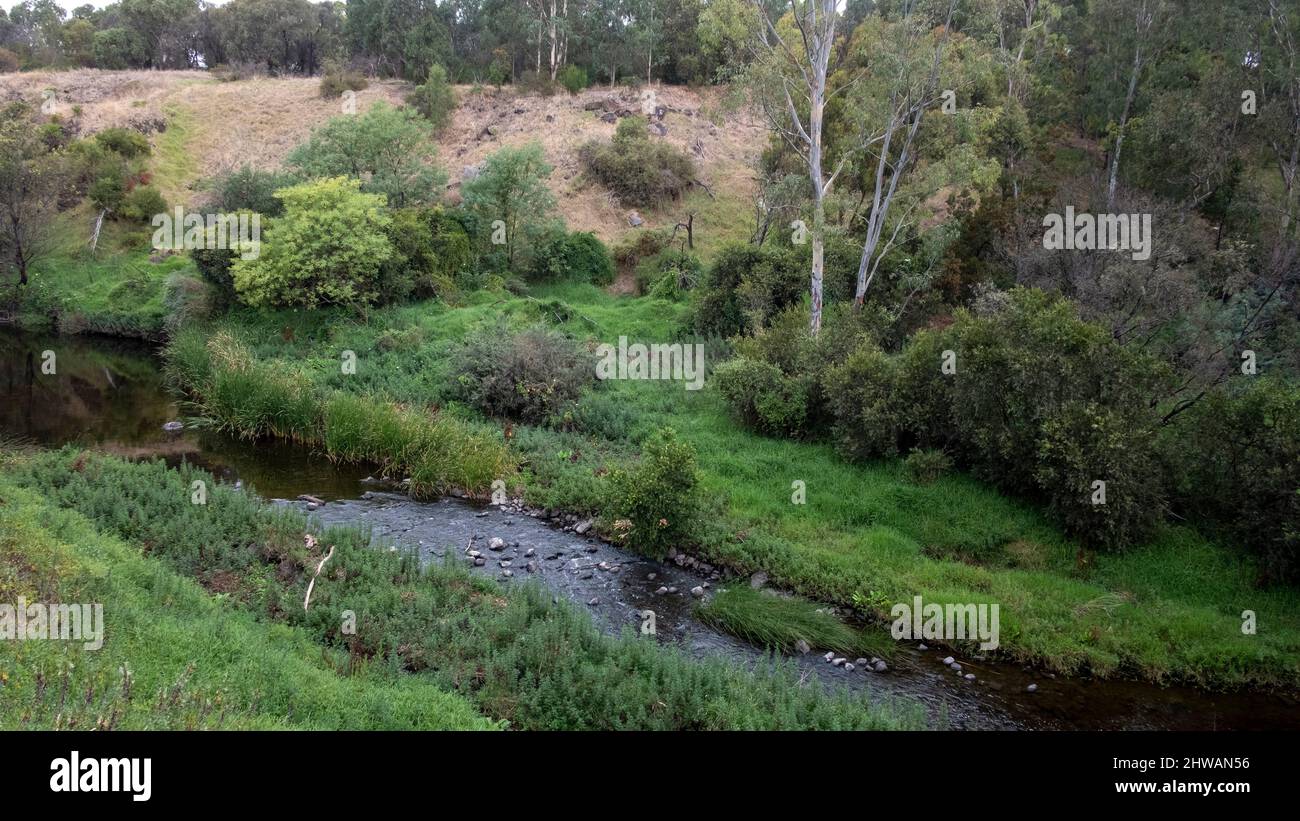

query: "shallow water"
left=2, top=327, right=1297, bottom=730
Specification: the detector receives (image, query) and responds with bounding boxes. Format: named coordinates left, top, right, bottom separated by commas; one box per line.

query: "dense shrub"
left=379, top=206, right=465, bottom=303
left=713, top=357, right=809, bottom=438
left=88, top=172, right=126, bottom=212
left=690, top=244, right=803, bottom=336
left=517, top=70, right=558, bottom=96
left=232, top=177, right=393, bottom=310
left=451, top=325, right=595, bottom=423
left=558, top=65, right=588, bottom=94
left=117, top=185, right=166, bottom=223
left=1036, top=401, right=1164, bottom=551
left=0, top=47, right=19, bottom=73
left=162, top=273, right=214, bottom=333
left=902, top=448, right=952, bottom=485
left=579, top=117, right=696, bottom=206
left=407, top=64, right=457, bottom=133
left=211, top=165, right=297, bottom=216
left=94, top=127, right=151, bottom=158
left=604, top=427, right=701, bottom=559
left=821, top=341, right=901, bottom=460
left=531, top=230, right=615, bottom=284
left=289, top=102, right=445, bottom=207
left=319, top=67, right=369, bottom=98
left=1164, top=380, right=1300, bottom=582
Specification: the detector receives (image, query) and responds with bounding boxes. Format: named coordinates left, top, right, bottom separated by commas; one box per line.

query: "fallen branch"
left=303, top=538, right=336, bottom=612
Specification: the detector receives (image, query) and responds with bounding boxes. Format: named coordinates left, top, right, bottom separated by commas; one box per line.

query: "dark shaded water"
left=2, top=327, right=1297, bottom=730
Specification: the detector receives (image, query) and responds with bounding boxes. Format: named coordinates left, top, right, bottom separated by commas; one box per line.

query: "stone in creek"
left=588, top=597, right=599, bottom=606
left=575, top=520, right=593, bottom=535
left=855, top=658, right=868, bottom=666
left=1027, top=684, right=1038, bottom=693
left=824, top=652, right=835, bottom=662
left=501, top=570, right=514, bottom=578
left=918, top=643, right=928, bottom=651
left=749, top=571, right=768, bottom=589
left=794, top=639, right=811, bottom=655
left=656, top=586, right=668, bottom=595
left=306, top=503, right=319, bottom=511
left=647, top=572, right=657, bottom=581
left=526, top=561, right=537, bottom=573
left=832, top=658, right=846, bottom=667
left=873, top=660, right=888, bottom=673
left=162, top=420, right=184, bottom=432
left=473, top=557, right=486, bottom=566
left=951, top=664, right=963, bottom=673
left=499, top=560, right=512, bottom=568
left=298, top=494, right=325, bottom=506
left=844, top=663, right=855, bottom=672
left=597, top=561, right=611, bottom=571
left=667, top=587, right=677, bottom=594
left=489, top=537, right=506, bottom=551
left=964, top=673, right=976, bottom=681
left=475, top=512, right=488, bottom=518
left=524, top=548, right=535, bottom=557
left=585, top=545, right=598, bottom=553
left=690, top=586, right=705, bottom=598
left=467, top=550, right=482, bottom=558
left=942, top=656, right=955, bottom=666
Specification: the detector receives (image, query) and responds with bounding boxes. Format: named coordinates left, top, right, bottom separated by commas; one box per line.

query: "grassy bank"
left=0, top=477, right=496, bottom=730
left=3, top=448, right=923, bottom=730
left=160, top=284, right=1300, bottom=691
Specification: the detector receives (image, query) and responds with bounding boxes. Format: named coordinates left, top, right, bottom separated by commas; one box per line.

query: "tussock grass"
left=697, top=585, right=888, bottom=658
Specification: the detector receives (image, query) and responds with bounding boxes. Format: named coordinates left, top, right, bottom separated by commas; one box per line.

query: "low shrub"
left=407, top=64, right=457, bottom=134
left=604, top=427, right=701, bottom=559
left=558, top=65, right=588, bottom=94
left=94, top=126, right=151, bottom=158
left=531, top=230, right=615, bottom=284
left=162, top=273, right=214, bottom=334
left=319, top=68, right=368, bottom=98
left=901, top=448, right=952, bottom=485
left=579, top=117, right=695, bottom=206
left=210, top=165, right=297, bottom=216
left=117, top=185, right=166, bottom=223
left=713, top=357, right=809, bottom=438
left=451, top=325, right=595, bottom=424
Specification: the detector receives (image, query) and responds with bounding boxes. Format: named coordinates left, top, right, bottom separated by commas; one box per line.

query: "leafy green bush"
left=94, top=127, right=150, bottom=158
left=289, top=102, right=445, bottom=207
left=232, top=177, right=393, bottom=310
left=1036, top=401, right=1164, bottom=551
left=901, top=448, right=952, bottom=485
left=713, top=357, right=809, bottom=438
left=88, top=172, right=126, bottom=212
left=407, top=64, right=457, bottom=133
left=117, top=185, right=166, bottom=223
left=604, top=427, right=701, bottom=559
left=517, top=70, right=557, bottom=96
left=558, top=64, right=588, bottom=94
left=579, top=117, right=696, bottom=206
left=211, top=165, right=296, bottom=216
left=1164, top=380, right=1300, bottom=582
left=461, top=142, right=558, bottom=271
left=822, top=341, right=901, bottom=460
left=530, top=230, right=615, bottom=284
left=451, top=325, right=595, bottom=423
left=690, top=244, right=806, bottom=336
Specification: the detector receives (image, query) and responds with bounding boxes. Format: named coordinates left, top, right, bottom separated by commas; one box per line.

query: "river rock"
left=749, top=571, right=768, bottom=589
left=918, top=643, right=928, bottom=651
left=499, top=560, right=512, bottom=568
left=964, top=673, right=976, bottom=681
left=844, top=663, right=855, bottom=672
left=162, top=420, right=184, bottom=432
left=824, top=652, right=835, bottom=662
left=473, top=557, right=485, bottom=566
left=1027, top=684, right=1038, bottom=693
left=297, top=494, right=325, bottom=506
left=832, top=657, right=846, bottom=667
left=575, top=520, right=593, bottom=535
left=655, top=586, right=668, bottom=595
left=794, top=639, right=811, bottom=654
left=524, top=548, right=535, bottom=557
left=501, top=569, right=513, bottom=578
left=690, top=586, right=704, bottom=598
left=855, top=658, right=868, bottom=666
left=647, top=572, right=656, bottom=581
left=588, top=597, right=599, bottom=606
left=942, top=656, right=955, bottom=666
left=873, top=660, right=887, bottom=673
left=526, top=561, right=537, bottom=573
left=667, top=587, right=677, bottom=594
left=488, top=537, right=505, bottom=551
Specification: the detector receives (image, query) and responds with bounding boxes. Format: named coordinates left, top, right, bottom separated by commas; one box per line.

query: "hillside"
left=0, top=70, right=762, bottom=258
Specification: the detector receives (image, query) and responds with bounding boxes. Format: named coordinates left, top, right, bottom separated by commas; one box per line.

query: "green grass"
left=697, top=585, right=890, bottom=658
left=19, top=210, right=192, bottom=340
left=0, top=479, right=497, bottom=730
left=4, top=449, right=924, bottom=730
left=155, top=282, right=1300, bottom=691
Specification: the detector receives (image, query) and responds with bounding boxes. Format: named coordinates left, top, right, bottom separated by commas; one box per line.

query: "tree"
left=0, top=103, right=65, bottom=293
left=748, top=0, right=842, bottom=336
left=461, top=142, right=557, bottom=271
left=408, top=63, right=457, bottom=134
left=288, top=101, right=446, bottom=207
left=232, top=177, right=394, bottom=310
